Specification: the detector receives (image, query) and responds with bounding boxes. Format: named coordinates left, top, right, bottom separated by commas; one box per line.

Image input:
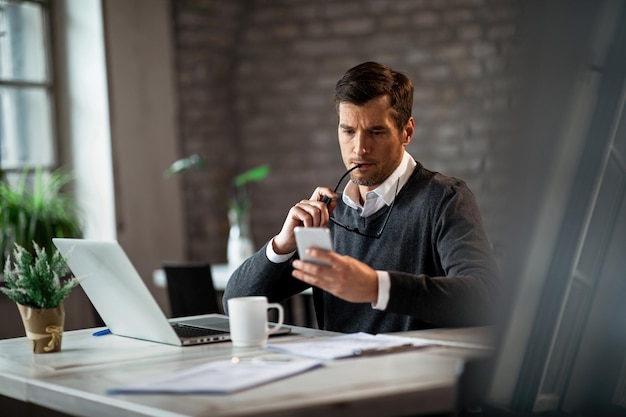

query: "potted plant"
left=227, top=163, right=271, bottom=265
left=0, top=167, right=83, bottom=267
left=1, top=242, right=79, bottom=353
left=165, top=154, right=270, bottom=266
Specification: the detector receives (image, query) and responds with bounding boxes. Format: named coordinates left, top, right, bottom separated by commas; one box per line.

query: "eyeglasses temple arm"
left=320, top=164, right=362, bottom=206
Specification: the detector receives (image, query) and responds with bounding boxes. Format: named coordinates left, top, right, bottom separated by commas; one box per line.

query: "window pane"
left=0, top=86, right=54, bottom=169
left=0, top=0, right=48, bottom=83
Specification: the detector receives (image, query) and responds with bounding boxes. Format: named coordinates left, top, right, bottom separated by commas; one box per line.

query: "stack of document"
left=108, top=334, right=434, bottom=395
left=108, top=357, right=322, bottom=395
left=267, top=332, right=433, bottom=360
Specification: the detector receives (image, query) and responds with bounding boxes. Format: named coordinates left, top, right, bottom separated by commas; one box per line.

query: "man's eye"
left=372, top=130, right=385, bottom=136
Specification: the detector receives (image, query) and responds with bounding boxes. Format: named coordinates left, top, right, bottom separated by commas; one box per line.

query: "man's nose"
left=354, top=133, right=369, bottom=155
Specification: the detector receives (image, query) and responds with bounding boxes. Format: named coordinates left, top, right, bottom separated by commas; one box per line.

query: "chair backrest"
left=162, top=262, right=220, bottom=318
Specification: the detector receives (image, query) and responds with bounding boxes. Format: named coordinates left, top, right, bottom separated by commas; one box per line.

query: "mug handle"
left=266, top=303, right=284, bottom=335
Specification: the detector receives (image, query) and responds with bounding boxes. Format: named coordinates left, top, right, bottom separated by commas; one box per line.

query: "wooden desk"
left=0, top=316, right=494, bottom=417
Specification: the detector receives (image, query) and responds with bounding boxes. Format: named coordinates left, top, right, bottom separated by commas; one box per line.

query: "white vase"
left=227, top=208, right=254, bottom=267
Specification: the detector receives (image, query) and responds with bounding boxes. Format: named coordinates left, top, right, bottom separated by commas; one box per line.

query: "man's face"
left=337, top=95, right=414, bottom=191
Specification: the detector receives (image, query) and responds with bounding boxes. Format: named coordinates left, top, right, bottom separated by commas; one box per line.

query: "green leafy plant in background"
left=164, top=154, right=270, bottom=228
left=2, top=242, right=78, bottom=309
left=165, top=154, right=270, bottom=264
left=0, top=167, right=83, bottom=267
left=230, top=163, right=270, bottom=229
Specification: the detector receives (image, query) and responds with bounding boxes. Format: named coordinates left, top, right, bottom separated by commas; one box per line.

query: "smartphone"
left=294, top=227, right=333, bottom=267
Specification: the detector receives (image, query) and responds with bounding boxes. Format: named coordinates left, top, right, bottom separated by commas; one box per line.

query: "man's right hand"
left=272, top=186, right=336, bottom=254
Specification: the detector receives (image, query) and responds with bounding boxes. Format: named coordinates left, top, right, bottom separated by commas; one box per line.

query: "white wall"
left=55, top=0, right=116, bottom=241
left=102, top=0, right=185, bottom=311
left=55, top=0, right=185, bottom=315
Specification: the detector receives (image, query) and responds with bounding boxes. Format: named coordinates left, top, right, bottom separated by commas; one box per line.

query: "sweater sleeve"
left=385, top=182, right=500, bottom=327
left=222, top=241, right=311, bottom=313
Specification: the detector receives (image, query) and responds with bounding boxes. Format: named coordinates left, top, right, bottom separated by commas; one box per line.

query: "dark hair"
left=334, top=62, right=414, bottom=131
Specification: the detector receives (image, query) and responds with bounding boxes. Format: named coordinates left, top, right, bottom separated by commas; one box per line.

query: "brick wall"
left=172, top=0, right=520, bottom=263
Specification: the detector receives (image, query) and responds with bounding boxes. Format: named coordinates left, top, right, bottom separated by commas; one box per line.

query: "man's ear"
left=404, top=117, right=415, bottom=146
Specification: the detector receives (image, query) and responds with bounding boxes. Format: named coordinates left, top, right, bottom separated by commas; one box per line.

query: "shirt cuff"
left=266, top=237, right=296, bottom=263
left=372, top=271, right=390, bottom=310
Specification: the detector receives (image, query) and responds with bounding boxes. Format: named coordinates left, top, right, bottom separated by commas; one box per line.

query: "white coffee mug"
left=227, top=296, right=285, bottom=347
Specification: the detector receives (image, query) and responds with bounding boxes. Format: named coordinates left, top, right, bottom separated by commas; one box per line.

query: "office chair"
left=162, top=262, right=220, bottom=318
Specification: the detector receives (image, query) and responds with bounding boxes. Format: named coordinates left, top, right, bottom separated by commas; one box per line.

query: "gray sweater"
left=223, top=163, right=499, bottom=333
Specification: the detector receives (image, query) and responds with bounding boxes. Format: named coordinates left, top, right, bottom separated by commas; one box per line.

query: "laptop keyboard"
left=171, top=323, right=227, bottom=338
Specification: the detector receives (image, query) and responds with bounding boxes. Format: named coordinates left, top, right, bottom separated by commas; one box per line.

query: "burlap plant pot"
left=17, top=303, right=65, bottom=353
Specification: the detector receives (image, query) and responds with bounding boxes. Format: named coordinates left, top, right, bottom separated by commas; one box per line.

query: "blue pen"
left=92, top=329, right=111, bottom=336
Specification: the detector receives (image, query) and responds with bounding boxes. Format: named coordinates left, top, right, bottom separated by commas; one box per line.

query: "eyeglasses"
left=324, top=166, right=399, bottom=239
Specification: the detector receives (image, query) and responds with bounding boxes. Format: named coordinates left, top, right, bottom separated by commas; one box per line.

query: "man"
left=224, top=62, right=499, bottom=333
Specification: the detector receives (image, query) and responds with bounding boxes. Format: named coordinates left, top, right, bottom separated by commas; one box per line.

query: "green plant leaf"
left=164, top=154, right=206, bottom=178
left=1, top=242, right=78, bottom=309
left=0, top=167, right=82, bottom=267
left=233, top=164, right=270, bottom=187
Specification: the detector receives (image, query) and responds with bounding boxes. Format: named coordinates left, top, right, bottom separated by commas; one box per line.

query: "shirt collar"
left=342, top=151, right=416, bottom=209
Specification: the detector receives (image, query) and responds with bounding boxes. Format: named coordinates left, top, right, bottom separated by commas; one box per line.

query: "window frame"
left=0, top=0, right=56, bottom=175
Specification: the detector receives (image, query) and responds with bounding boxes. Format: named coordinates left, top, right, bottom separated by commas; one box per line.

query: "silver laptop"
left=52, top=238, right=290, bottom=346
